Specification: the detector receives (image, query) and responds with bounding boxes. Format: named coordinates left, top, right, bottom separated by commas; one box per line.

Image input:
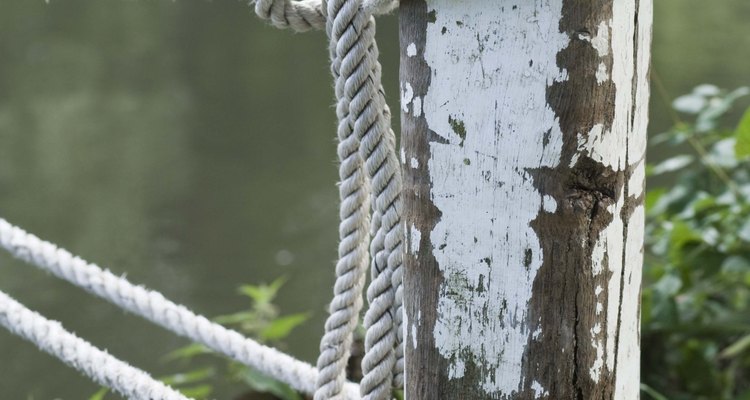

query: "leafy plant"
left=642, top=84, right=750, bottom=400
left=89, top=277, right=309, bottom=400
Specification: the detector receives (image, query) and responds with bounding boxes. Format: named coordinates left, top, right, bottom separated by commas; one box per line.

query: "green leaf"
left=641, top=383, right=670, bottom=400
left=739, top=219, right=750, bottom=242
left=160, top=368, right=215, bottom=386
left=238, top=367, right=302, bottom=400
left=651, top=155, right=694, bottom=175
left=737, top=106, right=750, bottom=158
left=238, top=277, right=287, bottom=305
left=654, top=274, right=682, bottom=297
left=260, top=313, right=309, bottom=341
left=162, top=343, right=211, bottom=363
left=238, top=284, right=271, bottom=304
left=697, top=87, right=750, bottom=132
left=719, top=334, right=750, bottom=359
left=88, top=387, right=109, bottom=400
left=176, top=385, right=213, bottom=399
left=645, top=187, right=667, bottom=212
left=213, top=311, right=257, bottom=325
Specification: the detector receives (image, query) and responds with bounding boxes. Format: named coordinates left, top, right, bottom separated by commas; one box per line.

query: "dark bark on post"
left=399, top=1, right=652, bottom=398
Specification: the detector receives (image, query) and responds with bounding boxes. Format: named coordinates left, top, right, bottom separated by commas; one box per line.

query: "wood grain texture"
left=400, top=0, right=652, bottom=398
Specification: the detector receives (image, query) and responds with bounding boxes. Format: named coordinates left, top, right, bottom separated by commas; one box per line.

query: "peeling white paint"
left=531, top=380, right=548, bottom=397
left=412, top=96, right=423, bottom=117
left=401, top=82, right=414, bottom=113
left=407, top=42, right=418, bottom=57
left=580, top=22, right=611, bottom=85
left=591, top=21, right=611, bottom=57
left=409, top=224, right=422, bottom=255
left=596, top=62, right=609, bottom=84
left=612, top=1, right=651, bottom=396
left=532, top=324, right=542, bottom=340
left=590, top=339, right=605, bottom=381
left=423, top=0, right=568, bottom=396
left=575, top=123, right=626, bottom=169
left=589, top=158, right=625, bottom=384
left=542, top=195, right=557, bottom=213
left=448, top=359, right=466, bottom=379
left=584, top=0, right=650, bottom=389
left=410, top=157, right=420, bottom=169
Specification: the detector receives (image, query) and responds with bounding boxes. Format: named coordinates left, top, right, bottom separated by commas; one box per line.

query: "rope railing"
left=0, top=218, right=360, bottom=399
left=0, top=290, right=190, bottom=400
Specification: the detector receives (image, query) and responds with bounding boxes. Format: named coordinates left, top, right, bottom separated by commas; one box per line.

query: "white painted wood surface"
left=401, top=0, right=651, bottom=398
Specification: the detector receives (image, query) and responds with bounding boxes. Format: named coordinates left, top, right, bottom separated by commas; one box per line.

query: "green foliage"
left=736, top=108, right=750, bottom=158
left=89, top=277, right=308, bottom=400
left=643, top=85, right=750, bottom=400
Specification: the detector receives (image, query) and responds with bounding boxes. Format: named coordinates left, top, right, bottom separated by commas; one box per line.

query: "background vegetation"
left=642, top=85, right=750, bottom=399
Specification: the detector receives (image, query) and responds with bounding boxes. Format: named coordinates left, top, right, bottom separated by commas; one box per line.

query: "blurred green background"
left=0, top=1, right=748, bottom=399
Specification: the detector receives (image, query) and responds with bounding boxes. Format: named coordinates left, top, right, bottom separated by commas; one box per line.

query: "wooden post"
left=399, top=1, right=652, bottom=398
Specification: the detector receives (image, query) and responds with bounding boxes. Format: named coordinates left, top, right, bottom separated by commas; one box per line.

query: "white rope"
left=325, top=1, right=404, bottom=397
left=255, top=0, right=405, bottom=397
left=0, top=218, right=361, bottom=400
left=252, top=0, right=397, bottom=32
left=0, top=290, right=190, bottom=400
left=311, top=0, right=372, bottom=396
left=310, top=0, right=376, bottom=397
left=360, top=19, right=405, bottom=395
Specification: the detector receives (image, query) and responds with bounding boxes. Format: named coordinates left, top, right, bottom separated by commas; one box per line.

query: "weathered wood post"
left=400, top=1, right=652, bottom=398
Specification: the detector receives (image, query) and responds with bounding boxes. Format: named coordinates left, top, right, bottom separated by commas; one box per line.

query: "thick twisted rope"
left=367, top=30, right=405, bottom=394
left=254, top=0, right=405, bottom=398
left=326, top=1, right=404, bottom=397
left=311, top=2, right=372, bottom=397
left=0, top=218, right=360, bottom=400
left=0, top=290, right=190, bottom=400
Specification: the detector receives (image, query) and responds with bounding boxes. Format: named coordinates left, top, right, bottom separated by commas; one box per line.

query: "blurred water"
left=0, top=1, right=747, bottom=399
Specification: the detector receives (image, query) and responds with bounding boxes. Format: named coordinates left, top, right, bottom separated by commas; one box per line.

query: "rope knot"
left=252, top=0, right=398, bottom=32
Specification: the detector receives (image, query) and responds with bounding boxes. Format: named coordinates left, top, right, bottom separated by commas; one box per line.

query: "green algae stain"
left=448, top=115, right=467, bottom=147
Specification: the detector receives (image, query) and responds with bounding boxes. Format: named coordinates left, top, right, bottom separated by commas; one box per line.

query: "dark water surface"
left=0, top=1, right=748, bottom=399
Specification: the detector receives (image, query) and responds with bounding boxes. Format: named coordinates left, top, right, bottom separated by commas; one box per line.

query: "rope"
left=255, top=0, right=405, bottom=397
left=0, top=218, right=360, bottom=400
left=364, top=26, right=405, bottom=395
left=0, top=290, right=190, bottom=400
left=252, top=0, right=398, bottom=32
left=311, top=0, right=372, bottom=396
left=324, top=1, right=404, bottom=396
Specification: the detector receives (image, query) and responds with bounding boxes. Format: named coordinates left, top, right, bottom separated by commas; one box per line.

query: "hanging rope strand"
left=375, top=75, right=405, bottom=391
left=0, top=218, right=361, bottom=400
left=329, top=2, right=403, bottom=398
left=254, top=0, right=405, bottom=396
left=358, top=30, right=398, bottom=400
left=0, top=290, right=190, bottom=400
left=312, top=6, right=372, bottom=400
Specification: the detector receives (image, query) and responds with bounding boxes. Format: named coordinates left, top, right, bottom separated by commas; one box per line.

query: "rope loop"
left=252, top=0, right=398, bottom=32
